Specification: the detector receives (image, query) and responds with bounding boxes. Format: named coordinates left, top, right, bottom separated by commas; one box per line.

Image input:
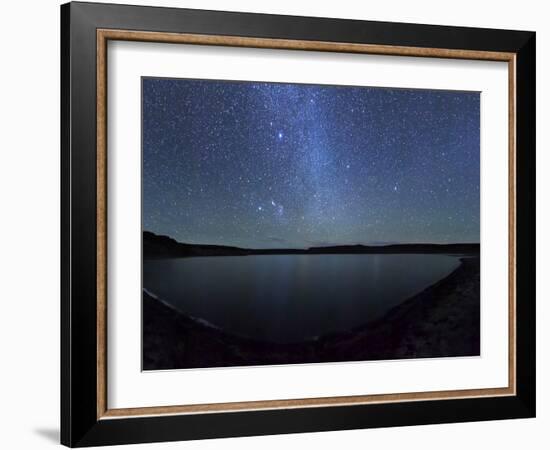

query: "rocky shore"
left=143, top=256, right=480, bottom=370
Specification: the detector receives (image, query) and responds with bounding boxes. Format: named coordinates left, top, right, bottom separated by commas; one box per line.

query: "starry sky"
left=142, top=77, right=479, bottom=249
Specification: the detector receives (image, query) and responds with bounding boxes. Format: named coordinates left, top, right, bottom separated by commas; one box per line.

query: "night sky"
left=142, top=78, right=479, bottom=249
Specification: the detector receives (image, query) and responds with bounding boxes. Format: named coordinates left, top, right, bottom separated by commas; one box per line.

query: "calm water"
left=143, top=254, right=459, bottom=343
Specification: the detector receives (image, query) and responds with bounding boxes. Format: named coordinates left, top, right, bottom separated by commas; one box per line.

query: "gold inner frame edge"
left=96, top=29, right=517, bottom=420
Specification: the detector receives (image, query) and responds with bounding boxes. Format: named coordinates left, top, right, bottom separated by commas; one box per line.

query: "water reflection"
left=143, top=254, right=459, bottom=343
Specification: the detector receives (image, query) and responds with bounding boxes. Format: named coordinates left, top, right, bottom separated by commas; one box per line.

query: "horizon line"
left=143, top=230, right=480, bottom=251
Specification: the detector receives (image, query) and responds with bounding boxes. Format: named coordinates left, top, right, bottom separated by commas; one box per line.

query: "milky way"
left=142, top=78, right=479, bottom=249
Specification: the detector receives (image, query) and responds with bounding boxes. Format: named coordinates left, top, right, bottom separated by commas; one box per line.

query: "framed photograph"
left=61, top=2, right=536, bottom=447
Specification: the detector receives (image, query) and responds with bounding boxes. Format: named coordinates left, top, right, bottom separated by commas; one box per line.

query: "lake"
left=143, top=254, right=460, bottom=343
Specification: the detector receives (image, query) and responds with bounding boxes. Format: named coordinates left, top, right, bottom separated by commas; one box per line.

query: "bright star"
left=277, top=132, right=283, bottom=139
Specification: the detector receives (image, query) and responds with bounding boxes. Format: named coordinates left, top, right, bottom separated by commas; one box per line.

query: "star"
left=143, top=77, right=480, bottom=248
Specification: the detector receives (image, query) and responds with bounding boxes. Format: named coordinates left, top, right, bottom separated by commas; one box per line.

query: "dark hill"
left=143, top=231, right=480, bottom=259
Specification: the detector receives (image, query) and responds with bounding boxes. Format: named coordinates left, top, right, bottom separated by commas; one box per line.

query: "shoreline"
left=144, top=230, right=480, bottom=258
left=143, top=256, right=480, bottom=370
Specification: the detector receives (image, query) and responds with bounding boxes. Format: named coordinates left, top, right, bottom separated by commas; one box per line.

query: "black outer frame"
left=60, top=1, right=536, bottom=447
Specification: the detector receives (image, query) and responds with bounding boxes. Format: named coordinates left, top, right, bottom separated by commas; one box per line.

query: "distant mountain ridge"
left=143, top=231, right=480, bottom=258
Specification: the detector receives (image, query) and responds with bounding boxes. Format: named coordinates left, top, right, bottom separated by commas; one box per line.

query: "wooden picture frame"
left=61, top=2, right=535, bottom=447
